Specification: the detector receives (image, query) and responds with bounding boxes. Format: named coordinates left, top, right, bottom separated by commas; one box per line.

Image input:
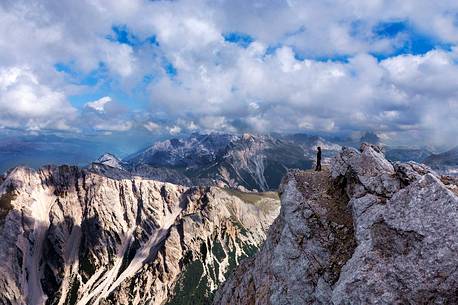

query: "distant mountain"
left=125, top=133, right=314, bottom=191
left=283, top=133, right=341, bottom=158
left=360, top=131, right=380, bottom=144
left=324, top=131, right=380, bottom=149
left=384, top=147, right=432, bottom=163
left=94, top=153, right=125, bottom=169
left=93, top=133, right=342, bottom=191
left=0, top=132, right=165, bottom=174
left=424, top=146, right=458, bottom=175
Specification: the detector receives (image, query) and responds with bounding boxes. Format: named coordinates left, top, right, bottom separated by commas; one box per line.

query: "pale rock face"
left=0, top=165, right=279, bottom=305
left=214, top=143, right=458, bottom=305
left=95, top=153, right=125, bottom=170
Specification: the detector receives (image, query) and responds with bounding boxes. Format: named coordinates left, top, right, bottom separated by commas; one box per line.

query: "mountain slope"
left=214, top=144, right=458, bottom=305
left=123, top=133, right=339, bottom=191
left=94, top=153, right=125, bottom=169
left=425, top=146, right=458, bottom=175
left=0, top=165, right=279, bottom=305
left=384, top=147, right=432, bottom=163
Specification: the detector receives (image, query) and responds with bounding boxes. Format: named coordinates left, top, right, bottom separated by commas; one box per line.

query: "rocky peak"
left=214, top=143, right=458, bottom=305
left=241, top=133, right=255, bottom=141
left=0, top=165, right=280, bottom=305
left=95, top=153, right=125, bottom=169
left=122, top=133, right=316, bottom=192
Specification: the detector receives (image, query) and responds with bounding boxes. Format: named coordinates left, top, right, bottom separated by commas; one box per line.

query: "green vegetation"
left=222, top=188, right=278, bottom=205
left=241, top=242, right=258, bottom=259
left=167, top=260, right=212, bottom=305
left=66, top=278, right=80, bottom=305
left=211, top=239, right=226, bottom=261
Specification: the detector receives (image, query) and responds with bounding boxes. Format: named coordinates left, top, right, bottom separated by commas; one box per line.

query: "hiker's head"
left=317, top=146, right=321, bottom=151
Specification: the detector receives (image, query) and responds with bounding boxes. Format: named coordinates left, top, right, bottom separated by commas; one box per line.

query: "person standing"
left=315, top=146, right=322, bottom=171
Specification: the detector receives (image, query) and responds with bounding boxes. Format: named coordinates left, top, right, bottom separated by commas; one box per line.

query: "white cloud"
left=93, top=121, right=133, bottom=132
left=85, top=96, right=112, bottom=112
left=1, top=0, right=458, bottom=148
left=168, top=125, right=181, bottom=135
left=0, top=66, right=76, bottom=130
left=82, top=96, right=134, bottom=132
left=148, top=44, right=458, bottom=146
left=102, top=43, right=136, bottom=77
left=144, top=121, right=160, bottom=132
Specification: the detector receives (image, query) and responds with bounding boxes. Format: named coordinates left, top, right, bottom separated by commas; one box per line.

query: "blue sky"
left=0, top=0, right=458, bottom=150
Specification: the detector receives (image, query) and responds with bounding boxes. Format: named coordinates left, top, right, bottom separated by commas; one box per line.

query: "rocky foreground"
left=0, top=166, right=279, bottom=305
left=214, top=143, right=458, bottom=305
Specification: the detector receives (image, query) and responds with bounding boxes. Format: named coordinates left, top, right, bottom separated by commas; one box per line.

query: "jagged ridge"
left=0, top=165, right=280, bottom=305
left=214, top=143, right=458, bottom=305
left=100, top=133, right=341, bottom=192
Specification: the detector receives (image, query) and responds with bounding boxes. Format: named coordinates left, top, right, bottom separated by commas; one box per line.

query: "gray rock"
left=214, top=143, right=458, bottom=305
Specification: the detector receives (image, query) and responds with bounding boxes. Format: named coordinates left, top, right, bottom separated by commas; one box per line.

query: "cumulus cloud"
left=0, top=0, right=458, bottom=148
left=168, top=125, right=182, bottom=135
left=149, top=45, right=458, bottom=146
left=0, top=66, right=77, bottom=130
left=85, top=96, right=112, bottom=112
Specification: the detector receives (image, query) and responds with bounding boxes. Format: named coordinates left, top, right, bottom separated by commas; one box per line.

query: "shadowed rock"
left=214, top=143, right=458, bottom=305
left=0, top=165, right=280, bottom=305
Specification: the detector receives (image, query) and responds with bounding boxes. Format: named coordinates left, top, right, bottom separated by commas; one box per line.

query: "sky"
left=1, top=0, right=458, bottom=151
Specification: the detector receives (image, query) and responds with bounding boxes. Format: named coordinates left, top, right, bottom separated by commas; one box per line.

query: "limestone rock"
left=0, top=165, right=280, bottom=305
left=214, top=143, right=458, bottom=305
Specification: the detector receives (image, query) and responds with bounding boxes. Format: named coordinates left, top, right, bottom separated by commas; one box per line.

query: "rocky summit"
left=214, top=143, right=458, bottom=305
left=0, top=165, right=279, bottom=305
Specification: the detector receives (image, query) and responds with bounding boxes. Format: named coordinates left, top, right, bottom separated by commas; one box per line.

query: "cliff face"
left=214, top=144, right=458, bottom=305
left=0, top=165, right=279, bottom=305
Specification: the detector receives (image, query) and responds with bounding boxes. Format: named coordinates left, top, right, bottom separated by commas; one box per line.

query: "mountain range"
left=90, top=133, right=342, bottom=192
left=0, top=133, right=457, bottom=305
left=89, top=133, right=458, bottom=194
left=2, top=132, right=456, bottom=180
left=424, top=146, right=458, bottom=176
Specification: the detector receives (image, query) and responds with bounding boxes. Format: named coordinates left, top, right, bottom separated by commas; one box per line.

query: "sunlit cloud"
left=0, top=0, right=457, bottom=148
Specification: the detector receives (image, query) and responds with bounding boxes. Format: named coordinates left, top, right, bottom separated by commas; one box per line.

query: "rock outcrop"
left=214, top=143, right=458, bottom=305
left=0, top=165, right=280, bottom=305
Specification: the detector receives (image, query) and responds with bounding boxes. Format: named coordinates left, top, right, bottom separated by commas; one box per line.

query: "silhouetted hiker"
left=315, top=146, right=322, bottom=171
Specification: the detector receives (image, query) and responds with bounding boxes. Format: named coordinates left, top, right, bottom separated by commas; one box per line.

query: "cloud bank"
left=0, top=0, right=457, bottom=147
